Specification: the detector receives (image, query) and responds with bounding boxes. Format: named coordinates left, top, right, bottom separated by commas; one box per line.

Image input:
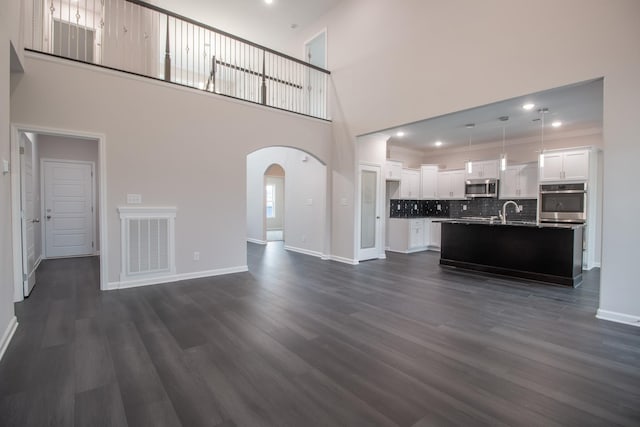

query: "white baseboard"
left=378, top=253, right=387, bottom=259
left=34, top=256, right=43, bottom=271
left=284, top=245, right=324, bottom=259
left=0, top=316, right=18, bottom=362
left=329, top=255, right=359, bottom=265
left=106, top=265, right=249, bottom=291
left=247, top=238, right=267, bottom=245
left=596, top=309, right=640, bottom=327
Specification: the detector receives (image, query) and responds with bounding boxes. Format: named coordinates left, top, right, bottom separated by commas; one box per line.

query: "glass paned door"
left=359, top=164, right=381, bottom=261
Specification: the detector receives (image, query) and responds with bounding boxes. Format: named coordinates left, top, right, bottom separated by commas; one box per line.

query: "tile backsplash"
left=389, top=200, right=450, bottom=218
left=390, top=198, right=537, bottom=221
left=450, top=199, right=537, bottom=221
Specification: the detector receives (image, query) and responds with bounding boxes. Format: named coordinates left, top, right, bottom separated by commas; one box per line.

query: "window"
left=266, top=184, right=276, bottom=218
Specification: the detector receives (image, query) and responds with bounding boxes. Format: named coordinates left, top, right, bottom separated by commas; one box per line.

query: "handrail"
left=26, top=0, right=331, bottom=120
left=125, top=0, right=330, bottom=75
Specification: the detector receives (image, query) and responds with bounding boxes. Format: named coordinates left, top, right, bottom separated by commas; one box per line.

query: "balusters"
left=25, top=0, right=329, bottom=119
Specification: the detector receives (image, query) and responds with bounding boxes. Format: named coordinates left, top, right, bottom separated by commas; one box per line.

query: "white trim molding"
left=0, top=317, right=18, bottom=362
left=596, top=309, right=640, bottom=327
left=284, top=245, right=324, bottom=259
left=247, top=238, right=268, bottom=245
left=106, top=265, right=249, bottom=290
left=329, top=255, right=360, bottom=265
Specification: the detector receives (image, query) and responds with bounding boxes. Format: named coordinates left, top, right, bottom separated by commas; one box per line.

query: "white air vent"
left=118, top=207, right=177, bottom=282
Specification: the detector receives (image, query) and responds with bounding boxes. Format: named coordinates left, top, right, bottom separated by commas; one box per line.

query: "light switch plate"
left=127, top=194, right=142, bottom=204
left=2, top=159, right=9, bottom=175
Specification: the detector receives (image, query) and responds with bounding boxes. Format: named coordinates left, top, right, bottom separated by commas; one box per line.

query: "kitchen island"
left=438, top=219, right=584, bottom=287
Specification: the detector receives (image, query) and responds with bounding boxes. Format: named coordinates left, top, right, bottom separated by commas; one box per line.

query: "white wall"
left=1, top=0, right=18, bottom=360
left=37, top=134, right=100, bottom=252
left=10, top=54, right=333, bottom=286
left=247, top=147, right=327, bottom=257
left=291, top=0, right=640, bottom=324
left=387, top=145, right=425, bottom=169
left=420, top=130, right=603, bottom=171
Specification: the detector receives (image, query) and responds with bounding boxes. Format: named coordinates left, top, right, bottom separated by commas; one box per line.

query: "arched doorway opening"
left=246, top=146, right=328, bottom=259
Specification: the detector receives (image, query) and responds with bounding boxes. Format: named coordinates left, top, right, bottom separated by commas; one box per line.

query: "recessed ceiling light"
left=396, top=131, right=405, bottom=137
left=551, top=121, right=563, bottom=128
left=435, top=141, right=443, bottom=147
left=265, top=0, right=273, bottom=4
left=523, top=103, right=535, bottom=110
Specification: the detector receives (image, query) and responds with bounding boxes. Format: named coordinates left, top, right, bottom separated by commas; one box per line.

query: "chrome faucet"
left=500, top=200, right=522, bottom=224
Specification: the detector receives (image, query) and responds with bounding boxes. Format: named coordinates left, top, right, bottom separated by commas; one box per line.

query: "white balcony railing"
left=24, top=0, right=330, bottom=120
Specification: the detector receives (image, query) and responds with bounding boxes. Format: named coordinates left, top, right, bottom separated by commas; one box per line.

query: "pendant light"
left=499, top=116, right=509, bottom=172
left=465, top=123, right=475, bottom=173
left=538, top=108, right=548, bottom=167
left=500, top=127, right=507, bottom=171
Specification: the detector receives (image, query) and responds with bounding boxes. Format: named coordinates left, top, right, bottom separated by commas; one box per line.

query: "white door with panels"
left=359, top=164, right=382, bottom=261
left=20, top=134, right=37, bottom=296
left=43, top=160, right=94, bottom=258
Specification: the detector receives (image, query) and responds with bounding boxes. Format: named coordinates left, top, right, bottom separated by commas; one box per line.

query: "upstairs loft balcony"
left=24, top=0, right=331, bottom=120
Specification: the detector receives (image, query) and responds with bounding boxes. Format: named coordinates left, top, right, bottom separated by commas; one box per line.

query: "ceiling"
left=380, top=79, right=603, bottom=153
left=154, top=0, right=343, bottom=50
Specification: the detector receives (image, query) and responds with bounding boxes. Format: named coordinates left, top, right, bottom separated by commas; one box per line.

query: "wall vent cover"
left=118, top=207, right=177, bottom=282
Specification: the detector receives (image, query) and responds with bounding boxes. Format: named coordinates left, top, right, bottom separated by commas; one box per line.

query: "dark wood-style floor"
left=1, top=243, right=639, bottom=427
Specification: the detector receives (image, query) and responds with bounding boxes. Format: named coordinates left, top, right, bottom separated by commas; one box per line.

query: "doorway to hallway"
left=265, top=164, right=285, bottom=242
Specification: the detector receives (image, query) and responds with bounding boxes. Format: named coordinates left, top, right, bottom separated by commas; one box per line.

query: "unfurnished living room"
left=1, top=1, right=639, bottom=426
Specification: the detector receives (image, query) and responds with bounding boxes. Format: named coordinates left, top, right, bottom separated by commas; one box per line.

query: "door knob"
left=46, top=215, right=52, bottom=220
left=31, top=218, right=40, bottom=223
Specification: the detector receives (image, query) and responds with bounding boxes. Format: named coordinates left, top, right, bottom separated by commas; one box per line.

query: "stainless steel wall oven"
left=539, top=182, right=587, bottom=223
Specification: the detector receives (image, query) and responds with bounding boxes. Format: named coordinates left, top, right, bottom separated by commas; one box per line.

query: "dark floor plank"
left=74, top=382, right=128, bottom=427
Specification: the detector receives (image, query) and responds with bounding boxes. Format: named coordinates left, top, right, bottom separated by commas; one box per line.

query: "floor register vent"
left=118, top=207, right=177, bottom=282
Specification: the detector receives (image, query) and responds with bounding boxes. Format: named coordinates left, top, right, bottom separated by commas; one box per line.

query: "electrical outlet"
left=397, top=204, right=401, bottom=210
left=437, top=204, right=442, bottom=211
left=193, top=251, right=200, bottom=261
left=414, top=204, right=418, bottom=209
left=463, top=205, right=467, bottom=211
left=519, top=205, right=523, bottom=211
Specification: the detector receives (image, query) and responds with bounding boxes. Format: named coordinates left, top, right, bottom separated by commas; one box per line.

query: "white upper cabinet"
left=500, top=163, right=538, bottom=199
left=400, top=168, right=421, bottom=198
left=437, top=170, right=465, bottom=199
left=385, top=160, right=403, bottom=181
left=465, top=160, right=499, bottom=180
left=420, top=165, right=438, bottom=199
left=540, top=149, right=589, bottom=182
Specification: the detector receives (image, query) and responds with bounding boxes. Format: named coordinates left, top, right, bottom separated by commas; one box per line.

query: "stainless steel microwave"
left=465, top=179, right=499, bottom=198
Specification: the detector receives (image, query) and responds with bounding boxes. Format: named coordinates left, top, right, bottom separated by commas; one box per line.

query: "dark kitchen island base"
left=439, top=221, right=584, bottom=287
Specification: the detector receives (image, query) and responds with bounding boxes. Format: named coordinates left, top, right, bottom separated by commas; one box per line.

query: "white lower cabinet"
left=387, top=218, right=441, bottom=253
left=428, top=221, right=442, bottom=250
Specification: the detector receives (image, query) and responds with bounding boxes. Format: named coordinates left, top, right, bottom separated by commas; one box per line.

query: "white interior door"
left=359, top=164, right=382, bottom=261
left=43, top=160, right=94, bottom=258
left=20, top=134, right=37, bottom=296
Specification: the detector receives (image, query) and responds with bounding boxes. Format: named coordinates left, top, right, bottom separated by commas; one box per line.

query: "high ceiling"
left=153, top=0, right=344, bottom=51
left=380, top=79, right=603, bottom=153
